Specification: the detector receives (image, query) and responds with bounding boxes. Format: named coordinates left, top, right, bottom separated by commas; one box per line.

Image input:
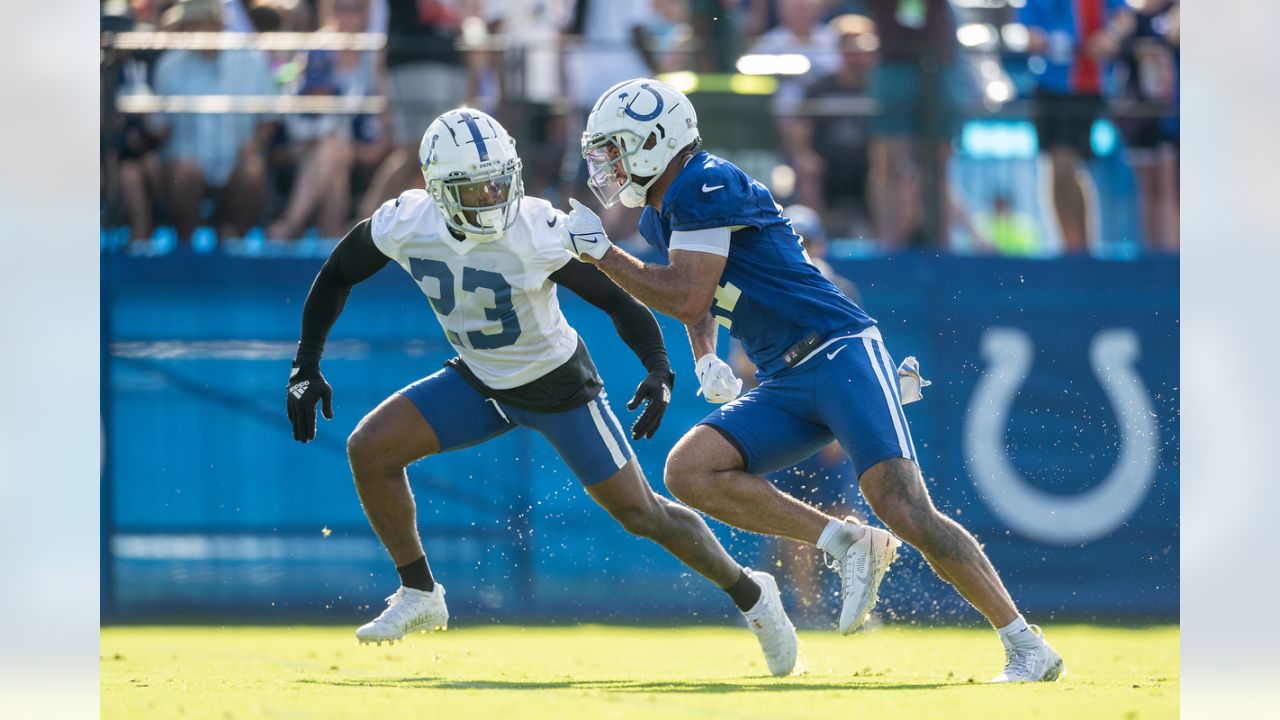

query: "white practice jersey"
left=371, top=190, right=578, bottom=389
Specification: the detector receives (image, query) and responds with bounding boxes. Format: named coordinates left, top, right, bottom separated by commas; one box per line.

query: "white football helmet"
left=581, top=78, right=700, bottom=208
left=420, top=108, right=524, bottom=242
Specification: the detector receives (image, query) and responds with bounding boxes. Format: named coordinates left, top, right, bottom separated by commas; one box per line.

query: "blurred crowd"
left=100, top=0, right=1180, bottom=256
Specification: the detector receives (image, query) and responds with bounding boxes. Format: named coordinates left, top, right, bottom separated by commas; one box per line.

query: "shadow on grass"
left=297, top=677, right=962, bottom=693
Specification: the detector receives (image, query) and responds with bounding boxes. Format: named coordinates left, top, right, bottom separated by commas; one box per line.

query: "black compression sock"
left=397, top=555, right=435, bottom=592
left=724, top=568, right=763, bottom=612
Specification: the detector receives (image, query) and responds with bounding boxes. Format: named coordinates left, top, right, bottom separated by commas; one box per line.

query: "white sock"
left=816, top=518, right=865, bottom=557
left=996, top=615, right=1035, bottom=644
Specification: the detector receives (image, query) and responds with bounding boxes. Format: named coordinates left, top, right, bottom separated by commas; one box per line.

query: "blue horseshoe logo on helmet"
left=620, top=83, right=664, bottom=121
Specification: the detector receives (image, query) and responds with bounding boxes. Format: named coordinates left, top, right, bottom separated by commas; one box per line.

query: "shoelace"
left=823, top=551, right=840, bottom=572
left=372, top=588, right=413, bottom=623
left=826, top=548, right=867, bottom=599
left=1002, top=645, right=1036, bottom=679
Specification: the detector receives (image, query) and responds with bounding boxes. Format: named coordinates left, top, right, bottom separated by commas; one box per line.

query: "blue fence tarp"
left=102, top=253, right=1178, bottom=623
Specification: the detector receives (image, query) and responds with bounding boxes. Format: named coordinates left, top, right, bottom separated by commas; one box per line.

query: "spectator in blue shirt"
left=1020, top=0, right=1128, bottom=255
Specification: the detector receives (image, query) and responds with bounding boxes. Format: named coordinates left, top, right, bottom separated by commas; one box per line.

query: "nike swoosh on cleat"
left=826, top=345, right=848, bottom=360
left=702, top=184, right=725, bottom=193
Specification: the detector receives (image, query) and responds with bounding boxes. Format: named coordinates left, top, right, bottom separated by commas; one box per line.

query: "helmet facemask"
left=429, top=158, right=524, bottom=242
left=583, top=130, right=660, bottom=209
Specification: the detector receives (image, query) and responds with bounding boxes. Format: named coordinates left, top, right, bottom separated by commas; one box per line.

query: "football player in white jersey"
left=285, top=109, right=799, bottom=676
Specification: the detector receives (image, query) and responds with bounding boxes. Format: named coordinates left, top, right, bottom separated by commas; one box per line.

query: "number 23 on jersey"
left=409, top=257, right=522, bottom=349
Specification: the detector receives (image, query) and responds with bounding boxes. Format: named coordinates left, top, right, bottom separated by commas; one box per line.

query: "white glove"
left=695, top=353, right=743, bottom=404
left=896, top=355, right=931, bottom=404
left=562, top=197, right=612, bottom=261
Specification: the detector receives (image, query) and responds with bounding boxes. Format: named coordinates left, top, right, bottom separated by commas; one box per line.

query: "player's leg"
left=663, top=378, right=840, bottom=545
left=666, top=426, right=831, bottom=544
left=347, top=367, right=514, bottom=644
left=823, top=338, right=1063, bottom=680
left=524, top=391, right=799, bottom=676
left=585, top=459, right=741, bottom=588
left=813, top=337, right=1017, bottom=624
left=859, top=457, right=1062, bottom=682
left=858, top=457, right=1016, bottom=624
left=346, top=393, right=439, bottom=568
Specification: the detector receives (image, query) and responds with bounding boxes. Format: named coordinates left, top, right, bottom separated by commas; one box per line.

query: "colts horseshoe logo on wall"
left=963, top=327, right=1160, bottom=545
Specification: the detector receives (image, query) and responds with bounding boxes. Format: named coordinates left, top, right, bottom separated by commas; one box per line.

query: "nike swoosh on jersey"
left=826, top=345, right=848, bottom=360
left=702, top=184, right=725, bottom=193
left=546, top=216, right=557, bottom=227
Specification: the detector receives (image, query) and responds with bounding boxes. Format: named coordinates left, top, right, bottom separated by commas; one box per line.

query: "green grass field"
left=101, top=624, right=1178, bottom=719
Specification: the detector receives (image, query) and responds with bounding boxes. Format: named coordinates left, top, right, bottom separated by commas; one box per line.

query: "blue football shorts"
left=701, top=329, right=918, bottom=479
left=399, top=365, right=634, bottom=486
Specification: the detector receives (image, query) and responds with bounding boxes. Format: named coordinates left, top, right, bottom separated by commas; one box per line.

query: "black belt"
left=782, top=331, right=822, bottom=368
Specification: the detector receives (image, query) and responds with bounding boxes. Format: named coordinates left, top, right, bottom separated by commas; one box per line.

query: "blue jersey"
left=638, top=151, right=874, bottom=379
left=1020, top=0, right=1126, bottom=95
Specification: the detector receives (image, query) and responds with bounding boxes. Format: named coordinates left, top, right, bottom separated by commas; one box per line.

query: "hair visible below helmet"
left=581, top=78, right=700, bottom=208
left=419, top=108, right=524, bottom=242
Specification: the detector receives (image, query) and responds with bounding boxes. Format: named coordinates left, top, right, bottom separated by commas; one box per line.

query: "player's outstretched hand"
left=286, top=363, right=333, bottom=443
left=562, top=198, right=613, bottom=261
left=695, top=353, right=743, bottom=404
left=627, top=369, right=675, bottom=439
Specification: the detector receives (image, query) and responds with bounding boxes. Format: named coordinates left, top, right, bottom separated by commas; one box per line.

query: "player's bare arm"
left=591, top=247, right=725, bottom=324
left=685, top=311, right=718, bottom=360
left=560, top=199, right=725, bottom=322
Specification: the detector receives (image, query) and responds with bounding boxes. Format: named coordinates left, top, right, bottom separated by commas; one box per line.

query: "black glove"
left=286, top=363, right=333, bottom=444
left=626, top=369, right=674, bottom=440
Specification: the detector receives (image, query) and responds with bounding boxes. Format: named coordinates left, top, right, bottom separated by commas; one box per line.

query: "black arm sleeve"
left=550, top=259, right=671, bottom=375
left=294, top=219, right=391, bottom=366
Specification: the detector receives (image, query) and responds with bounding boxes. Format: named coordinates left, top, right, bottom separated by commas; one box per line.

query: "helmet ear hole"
left=643, top=133, right=657, bottom=151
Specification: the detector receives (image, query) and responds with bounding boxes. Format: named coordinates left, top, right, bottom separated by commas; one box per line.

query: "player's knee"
left=346, top=420, right=392, bottom=476
left=612, top=505, right=662, bottom=539
left=345, top=427, right=373, bottom=473
left=662, top=455, right=705, bottom=508
left=862, top=459, right=935, bottom=541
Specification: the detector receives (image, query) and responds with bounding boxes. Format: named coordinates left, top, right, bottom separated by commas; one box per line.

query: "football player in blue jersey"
left=561, top=78, right=1065, bottom=683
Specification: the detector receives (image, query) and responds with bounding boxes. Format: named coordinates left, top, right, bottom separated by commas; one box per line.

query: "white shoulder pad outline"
left=370, top=190, right=436, bottom=254
left=520, top=196, right=573, bottom=277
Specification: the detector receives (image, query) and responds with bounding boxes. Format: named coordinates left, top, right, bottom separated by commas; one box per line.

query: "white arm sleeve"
left=669, top=227, right=732, bottom=257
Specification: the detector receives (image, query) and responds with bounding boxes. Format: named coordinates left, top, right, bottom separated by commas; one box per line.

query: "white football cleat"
left=741, top=569, right=799, bottom=677
left=991, top=625, right=1066, bottom=683
left=355, top=585, right=448, bottom=645
left=830, top=522, right=902, bottom=635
